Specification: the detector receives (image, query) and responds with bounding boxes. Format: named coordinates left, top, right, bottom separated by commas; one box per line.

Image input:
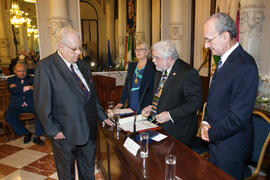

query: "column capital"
left=135, top=32, right=145, bottom=43
left=170, top=24, right=182, bottom=40
left=48, top=17, right=71, bottom=52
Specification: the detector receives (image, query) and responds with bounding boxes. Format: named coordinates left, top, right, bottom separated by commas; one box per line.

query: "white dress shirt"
left=57, top=51, right=90, bottom=91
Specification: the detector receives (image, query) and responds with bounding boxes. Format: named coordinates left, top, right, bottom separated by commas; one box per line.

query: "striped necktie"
left=151, top=71, right=167, bottom=115
left=70, top=64, right=89, bottom=98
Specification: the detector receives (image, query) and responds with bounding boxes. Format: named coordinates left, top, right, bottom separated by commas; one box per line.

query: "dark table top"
left=99, top=125, right=235, bottom=180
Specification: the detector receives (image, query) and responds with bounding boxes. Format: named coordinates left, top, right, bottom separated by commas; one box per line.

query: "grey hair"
left=56, top=27, right=81, bottom=48
left=209, top=12, right=237, bottom=39
left=151, top=40, right=178, bottom=60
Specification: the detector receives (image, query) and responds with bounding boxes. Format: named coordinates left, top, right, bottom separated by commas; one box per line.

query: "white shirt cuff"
left=168, top=112, right=174, bottom=123
left=201, top=121, right=209, bottom=125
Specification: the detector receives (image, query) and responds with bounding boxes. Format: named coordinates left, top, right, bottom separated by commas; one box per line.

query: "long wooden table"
left=96, top=124, right=234, bottom=180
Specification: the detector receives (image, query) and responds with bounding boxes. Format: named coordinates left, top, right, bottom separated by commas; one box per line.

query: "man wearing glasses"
left=142, top=40, right=203, bottom=147
left=34, top=27, right=114, bottom=180
left=201, top=13, right=258, bottom=179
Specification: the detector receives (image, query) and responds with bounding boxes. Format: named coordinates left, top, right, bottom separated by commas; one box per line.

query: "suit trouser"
left=5, top=106, right=44, bottom=136
left=51, top=138, right=96, bottom=180
left=209, top=150, right=245, bottom=180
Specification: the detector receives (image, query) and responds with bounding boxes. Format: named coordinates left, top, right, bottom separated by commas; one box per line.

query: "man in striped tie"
left=34, top=28, right=115, bottom=180
left=142, top=40, right=203, bottom=146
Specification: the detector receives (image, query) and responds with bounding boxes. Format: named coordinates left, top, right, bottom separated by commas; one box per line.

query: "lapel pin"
left=173, top=72, right=176, bottom=76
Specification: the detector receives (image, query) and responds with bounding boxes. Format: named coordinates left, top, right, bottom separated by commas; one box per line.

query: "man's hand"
left=141, top=105, right=152, bottom=117
left=54, top=132, right=66, bottom=140
left=115, top=103, right=123, bottom=109
left=201, top=123, right=211, bottom=142
left=9, top=84, right=16, bottom=88
left=155, top=111, right=170, bottom=123
left=23, top=85, right=33, bottom=92
left=102, top=118, right=115, bottom=127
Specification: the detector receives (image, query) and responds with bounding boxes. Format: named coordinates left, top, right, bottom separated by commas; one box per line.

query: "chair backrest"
left=196, top=103, right=207, bottom=137
left=0, top=80, right=9, bottom=112
left=248, top=110, right=270, bottom=178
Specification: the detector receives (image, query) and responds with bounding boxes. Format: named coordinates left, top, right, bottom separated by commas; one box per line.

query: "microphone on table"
left=128, top=83, right=149, bottom=140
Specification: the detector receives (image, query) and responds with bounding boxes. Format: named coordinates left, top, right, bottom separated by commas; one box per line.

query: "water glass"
left=165, top=154, right=176, bottom=180
left=108, top=101, right=114, bottom=110
left=139, top=132, right=149, bottom=158
left=107, top=101, right=114, bottom=118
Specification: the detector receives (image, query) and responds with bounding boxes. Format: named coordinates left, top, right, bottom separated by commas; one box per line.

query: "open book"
left=119, top=114, right=161, bottom=132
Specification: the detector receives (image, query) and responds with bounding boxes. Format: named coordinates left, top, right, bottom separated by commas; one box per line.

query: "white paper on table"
left=118, top=114, right=159, bottom=132
left=119, top=114, right=143, bottom=124
left=151, top=133, right=167, bottom=142
left=123, top=137, right=140, bottom=156
left=107, top=108, right=133, bottom=115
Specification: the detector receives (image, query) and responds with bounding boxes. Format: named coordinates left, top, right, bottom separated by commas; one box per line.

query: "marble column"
left=0, top=1, right=10, bottom=65
left=144, top=0, right=150, bottom=45
left=117, top=0, right=126, bottom=65
left=170, top=0, right=183, bottom=58
left=240, top=0, right=264, bottom=69
left=240, top=0, right=267, bottom=109
left=152, top=0, right=160, bottom=43
left=19, top=23, right=28, bottom=54
left=105, top=0, right=115, bottom=61
left=136, top=0, right=145, bottom=42
left=48, top=0, right=71, bottom=52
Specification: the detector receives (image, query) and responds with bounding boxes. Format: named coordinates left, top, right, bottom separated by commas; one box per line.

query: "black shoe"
left=24, top=133, right=32, bottom=144
left=33, top=136, right=45, bottom=146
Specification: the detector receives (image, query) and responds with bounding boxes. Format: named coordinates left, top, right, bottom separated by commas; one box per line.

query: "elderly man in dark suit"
left=33, top=28, right=114, bottom=180
left=142, top=40, right=203, bottom=146
left=5, top=63, right=44, bottom=145
left=201, top=13, right=259, bottom=180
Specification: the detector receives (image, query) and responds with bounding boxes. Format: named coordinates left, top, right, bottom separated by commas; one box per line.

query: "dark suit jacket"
left=205, top=45, right=259, bottom=161
left=34, top=52, right=107, bottom=145
left=120, top=60, right=156, bottom=111
left=154, top=59, right=203, bottom=144
left=7, top=75, right=34, bottom=110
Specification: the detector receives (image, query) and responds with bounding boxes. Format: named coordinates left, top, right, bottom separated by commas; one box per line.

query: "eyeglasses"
left=151, top=54, right=166, bottom=61
left=204, top=35, right=218, bottom=43
left=135, top=48, right=147, bottom=52
left=62, top=42, right=84, bottom=53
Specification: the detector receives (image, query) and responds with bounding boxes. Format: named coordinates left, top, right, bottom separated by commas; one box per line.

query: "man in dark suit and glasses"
left=34, top=28, right=114, bottom=180
left=142, top=40, right=203, bottom=146
left=201, top=13, right=259, bottom=180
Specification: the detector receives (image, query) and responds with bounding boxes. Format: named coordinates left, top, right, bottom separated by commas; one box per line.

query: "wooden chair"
left=93, top=75, right=123, bottom=109
left=190, top=103, right=209, bottom=157
left=1, top=67, right=11, bottom=75
left=0, top=80, right=11, bottom=140
left=245, top=110, right=270, bottom=180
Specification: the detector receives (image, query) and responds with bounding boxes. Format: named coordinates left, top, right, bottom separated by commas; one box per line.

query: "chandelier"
left=24, top=0, right=36, bottom=3
left=10, top=1, right=26, bottom=28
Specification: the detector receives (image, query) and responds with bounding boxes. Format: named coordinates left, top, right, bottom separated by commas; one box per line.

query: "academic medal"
left=134, top=77, right=138, bottom=84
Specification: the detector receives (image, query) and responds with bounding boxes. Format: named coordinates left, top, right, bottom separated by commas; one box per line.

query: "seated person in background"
left=115, top=41, right=156, bottom=113
left=142, top=40, right=203, bottom=146
left=5, top=63, right=44, bottom=145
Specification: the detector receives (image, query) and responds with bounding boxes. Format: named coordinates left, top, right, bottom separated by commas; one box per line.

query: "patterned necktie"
left=151, top=71, right=168, bottom=115
left=217, top=60, right=222, bottom=71
left=70, top=64, right=89, bottom=98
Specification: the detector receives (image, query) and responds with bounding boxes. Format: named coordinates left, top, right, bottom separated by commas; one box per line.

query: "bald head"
left=57, top=28, right=82, bottom=64
left=14, top=63, right=27, bottom=79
